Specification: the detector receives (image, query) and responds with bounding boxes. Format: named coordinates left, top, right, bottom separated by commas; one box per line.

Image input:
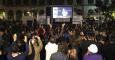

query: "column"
left=0, top=0, right=2, bottom=5
left=94, top=0, right=96, bottom=5
left=109, top=0, right=112, bottom=5
left=14, top=10, right=16, bottom=20
left=37, top=9, right=39, bottom=22
left=73, top=0, right=77, bottom=5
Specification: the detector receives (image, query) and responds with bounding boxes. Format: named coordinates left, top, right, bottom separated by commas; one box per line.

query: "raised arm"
left=23, top=36, right=29, bottom=55
left=59, top=23, right=65, bottom=37
left=49, top=24, right=54, bottom=37
left=35, top=36, right=43, bottom=51
left=28, top=40, right=32, bottom=55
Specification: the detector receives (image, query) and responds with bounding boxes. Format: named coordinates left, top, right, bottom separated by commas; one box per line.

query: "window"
left=39, top=10, right=44, bottom=15
left=2, top=0, right=6, bottom=5
left=67, top=0, right=73, bottom=5
left=7, top=0, right=14, bottom=6
left=31, top=0, right=37, bottom=5
left=7, top=10, right=14, bottom=20
left=52, top=0, right=55, bottom=5
left=76, top=0, right=82, bottom=5
left=23, top=0, right=29, bottom=5
left=32, top=10, right=37, bottom=17
left=52, top=0, right=64, bottom=5
left=38, top=0, right=45, bottom=6
left=46, top=0, right=52, bottom=5
left=88, top=0, right=94, bottom=4
left=95, top=0, right=102, bottom=6
left=111, top=0, right=115, bottom=5
left=15, top=0, right=21, bottom=5
left=16, top=10, right=22, bottom=20
left=76, top=9, right=83, bottom=15
left=24, top=10, right=30, bottom=16
left=88, top=9, right=94, bottom=15
left=104, top=0, right=109, bottom=5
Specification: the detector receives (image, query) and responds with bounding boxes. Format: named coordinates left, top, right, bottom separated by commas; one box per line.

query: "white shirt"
left=45, top=42, right=58, bottom=60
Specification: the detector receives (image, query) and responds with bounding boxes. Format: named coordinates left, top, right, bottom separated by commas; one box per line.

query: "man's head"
left=49, top=37, right=56, bottom=43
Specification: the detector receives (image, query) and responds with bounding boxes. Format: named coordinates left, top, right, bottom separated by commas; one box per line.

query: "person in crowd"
left=45, top=37, right=58, bottom=60
left=50, top=42, right=69, bottom=60
left=9, top=33, right=18, bottom=45
left=0, top=29, right=4, bottom=41
left=7, top=36, right=29, bottom=60
left=68, top=29, right=76, bottom=40
left=37, top=24, right=46, bottom=38
left=7, top=33, right=19, bottom=52
left=80, top=34, right=97, bottom=57
left=68, top=42, right=78, bottom=60
left=79, top=31, right=87, bottom=41
left=0, top=17, right=115, bottom=60
left=49, top=23, right=65, bottom=41
left=28, top=35, right=43, bottom=60
left=102, top=34, right=115, bottom=60
left=0, top=40, right=7, bottom=60
left=83, top=44, right=103, bottom=60
left=63, top=31, right=69, bottom=42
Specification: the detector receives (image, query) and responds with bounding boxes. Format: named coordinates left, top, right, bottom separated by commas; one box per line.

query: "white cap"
left=88, top=44, right=98, bottom=53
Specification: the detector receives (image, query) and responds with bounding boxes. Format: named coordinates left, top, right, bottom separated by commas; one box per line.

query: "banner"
left=72, top=15, right=83, bottom=24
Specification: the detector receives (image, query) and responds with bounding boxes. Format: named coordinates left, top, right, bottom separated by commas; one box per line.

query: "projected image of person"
left=62, top=8, right=68, bottom=17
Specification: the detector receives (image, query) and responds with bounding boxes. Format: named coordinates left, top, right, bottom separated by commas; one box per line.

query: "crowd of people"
left=0, top=18, right=115, bottom=60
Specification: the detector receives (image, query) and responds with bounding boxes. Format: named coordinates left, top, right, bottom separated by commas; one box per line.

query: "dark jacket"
left=103, top=43, right=115, bottom=60
left=50, top=52, right=69, bottom=60
left=7, top=44, right=29, bottom=60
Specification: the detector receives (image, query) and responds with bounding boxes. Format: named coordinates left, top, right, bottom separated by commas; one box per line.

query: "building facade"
left=0, top=0, right=113, bottom=21
left=0, top=0, right=45, bottom=20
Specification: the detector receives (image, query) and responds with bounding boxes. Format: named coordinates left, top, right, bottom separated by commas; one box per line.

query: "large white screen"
left=53, top=7, right=72, bottom=18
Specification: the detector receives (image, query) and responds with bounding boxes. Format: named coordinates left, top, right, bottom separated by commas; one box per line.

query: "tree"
left=95, top=0, right=115, bottom=19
